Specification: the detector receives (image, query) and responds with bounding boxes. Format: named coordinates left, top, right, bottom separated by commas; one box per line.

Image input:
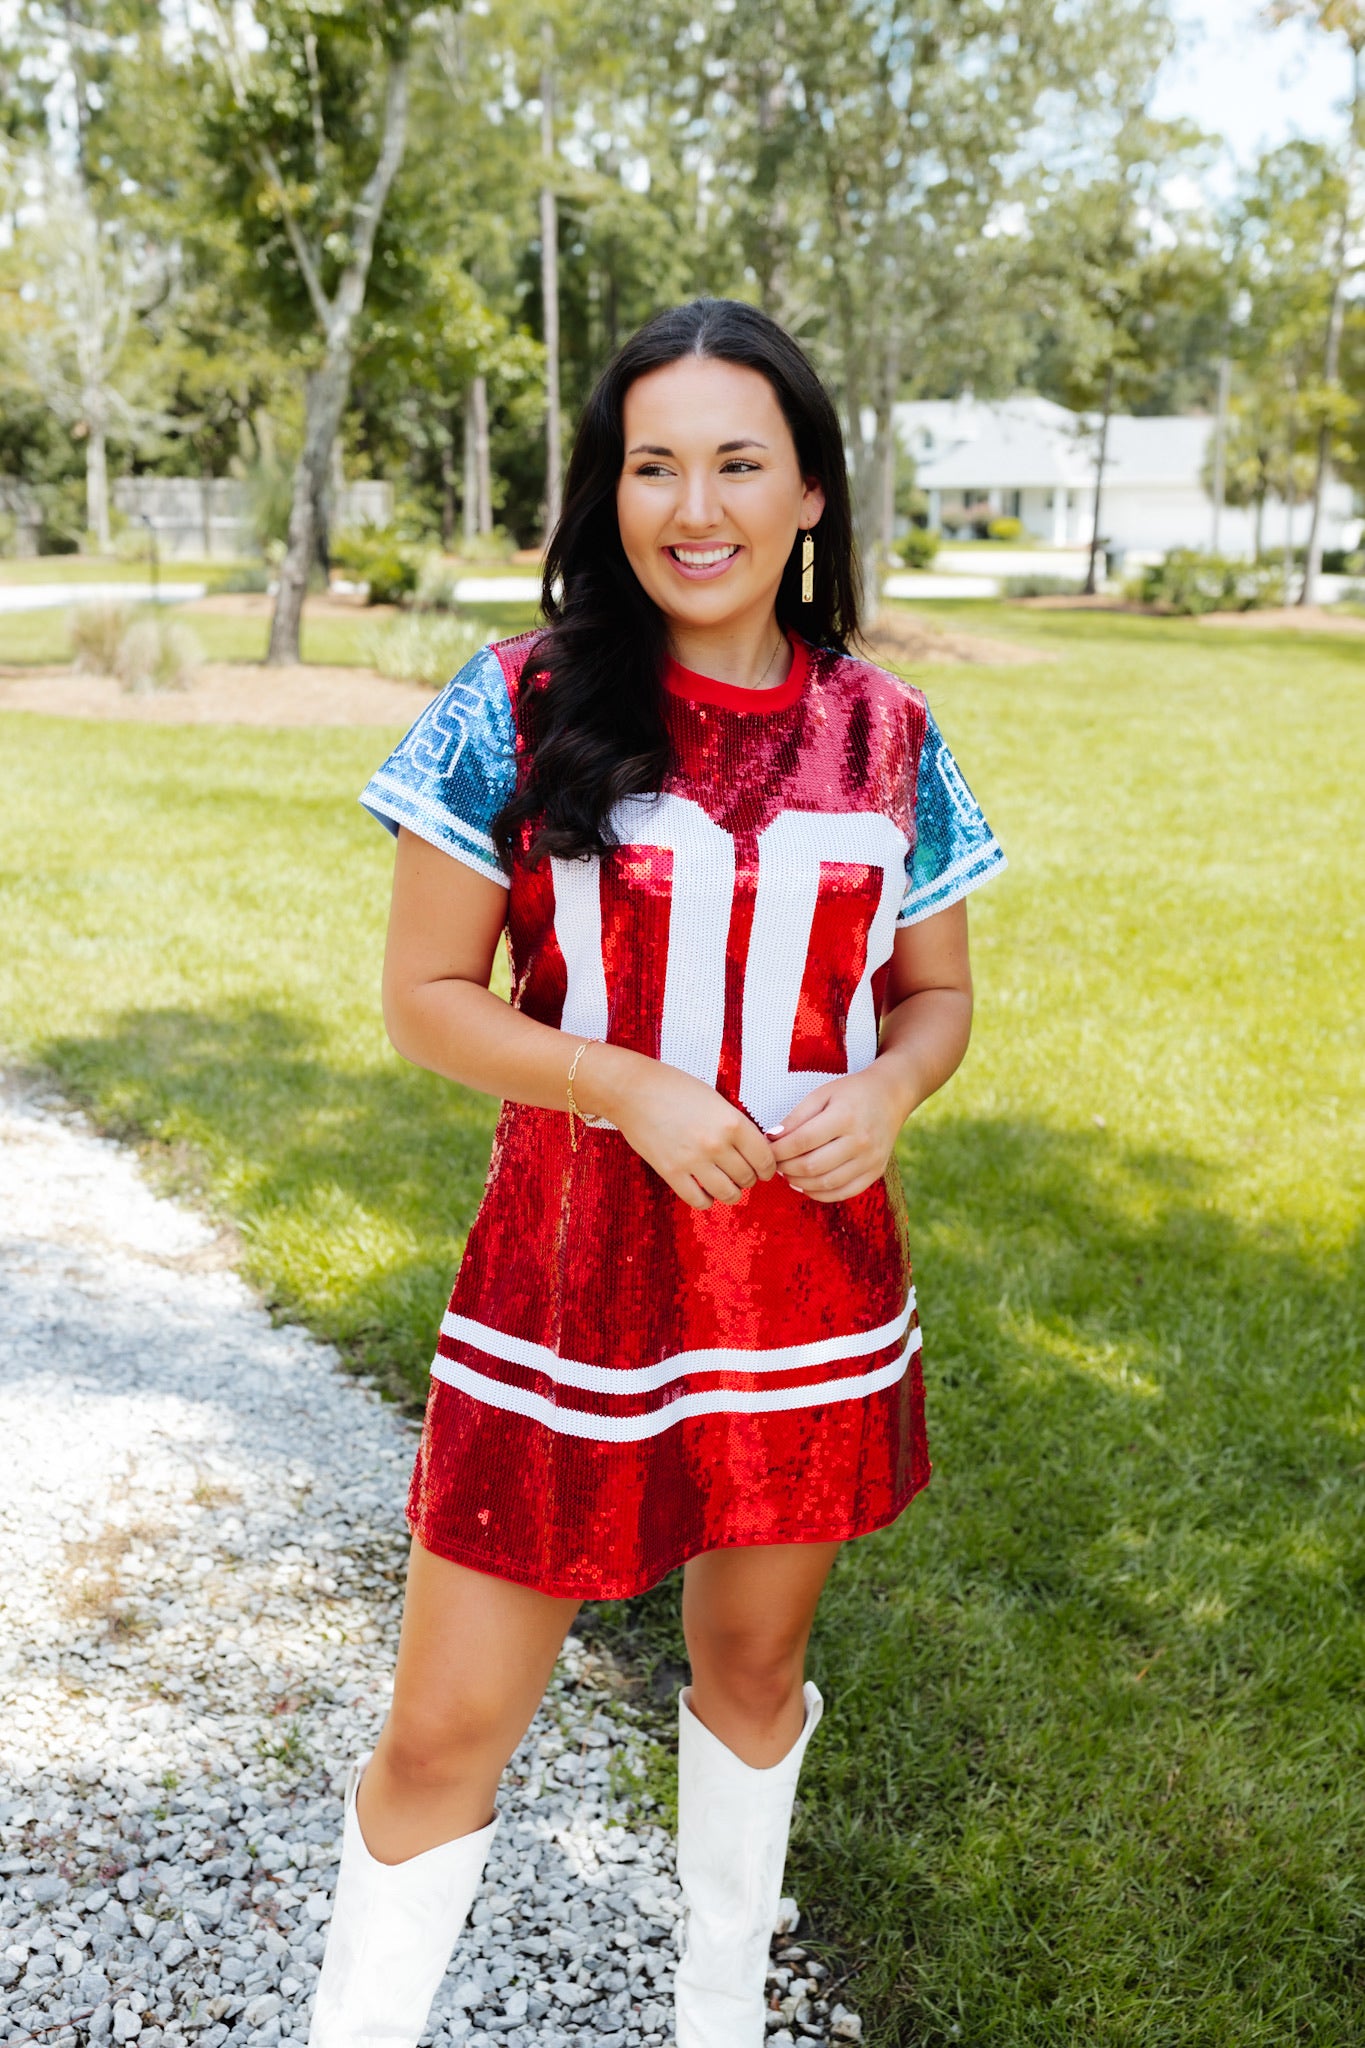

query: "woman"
left=311, top=297, right=1005, bottom=2048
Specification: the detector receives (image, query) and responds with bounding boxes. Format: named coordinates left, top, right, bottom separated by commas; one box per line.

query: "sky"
left=1152, top=0, right=1354, bottom=181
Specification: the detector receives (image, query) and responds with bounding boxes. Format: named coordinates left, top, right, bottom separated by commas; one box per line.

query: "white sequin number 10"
left=551, top=793, right=907, bottom=1131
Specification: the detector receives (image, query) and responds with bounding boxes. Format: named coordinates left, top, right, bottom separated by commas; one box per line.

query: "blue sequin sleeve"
left=359, top=644, right=517, bottom=886
left=899, top=708, right=1006, bottom=926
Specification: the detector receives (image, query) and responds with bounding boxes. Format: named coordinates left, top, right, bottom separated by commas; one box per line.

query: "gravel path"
left=0, top=1076, right=861, bottom=2048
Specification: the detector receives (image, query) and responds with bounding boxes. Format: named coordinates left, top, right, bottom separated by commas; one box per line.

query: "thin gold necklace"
left=754, top=628, right=786, bottom=690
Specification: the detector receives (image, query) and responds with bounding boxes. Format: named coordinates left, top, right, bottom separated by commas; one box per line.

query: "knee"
left=380, top=1691, right=509, bottom=1790
left=690, top=1628, right=806, bottom=1724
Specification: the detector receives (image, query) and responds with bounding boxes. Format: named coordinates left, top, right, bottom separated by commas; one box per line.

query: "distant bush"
left=1320, top=548, right=1365, bottom=575
left=71, top=604, right=133, bottom=674
left=455, top=526, right=518, bottom=565
left=332, top=524, right=421, bottom=605
left=71, top=602, right=200, bottom=689
left=986, top=515, right=1024, bottom=542
left=114, top=616, right=201, bottom=692
left=1137, top=550, right=1284, bottom=616
left=893, top=527, right=940, bottom=569
left=217, top=564, right=271, bottom=594
left=363, top=613, right=485, bottom=686
left=415, top=553, right=462, bottom=610
left=1001, top=574, right=1085, bottom=598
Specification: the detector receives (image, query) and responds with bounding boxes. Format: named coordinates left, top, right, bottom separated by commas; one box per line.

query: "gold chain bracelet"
left=566, top=1040, right=592, bottom=1151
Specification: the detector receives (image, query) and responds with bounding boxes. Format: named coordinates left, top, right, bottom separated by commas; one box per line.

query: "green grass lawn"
left=0, top=599, right=534, bottom=668
left=3, top=607, right=1363, bottom=2044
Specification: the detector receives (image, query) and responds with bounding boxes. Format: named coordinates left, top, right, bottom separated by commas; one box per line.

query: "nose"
left=674, top=466, right=724, bottom=534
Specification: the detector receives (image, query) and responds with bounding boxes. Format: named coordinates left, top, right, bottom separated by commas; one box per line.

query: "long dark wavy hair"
left=491, top=297, right=861, bottom=866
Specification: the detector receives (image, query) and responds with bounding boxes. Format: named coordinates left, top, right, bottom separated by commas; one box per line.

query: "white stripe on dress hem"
left=440, top=1290, right=916, bottom=1396
left=428, top=1326, right=923, bottom=1441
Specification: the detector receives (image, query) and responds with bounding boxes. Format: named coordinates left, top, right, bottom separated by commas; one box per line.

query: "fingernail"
left=765, top=1124, right=785, bottom=1136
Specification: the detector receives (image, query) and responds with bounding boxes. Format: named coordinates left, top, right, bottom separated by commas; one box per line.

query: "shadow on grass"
left=35, top=1000, right=1365, bottom=2043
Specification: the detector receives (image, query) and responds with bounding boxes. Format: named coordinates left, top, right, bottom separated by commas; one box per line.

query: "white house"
left=893, top=394, right=1357, bottom=560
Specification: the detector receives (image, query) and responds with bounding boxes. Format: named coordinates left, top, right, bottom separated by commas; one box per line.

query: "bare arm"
left=770, top=899, right=974, bottom=1201
left=381, top=828, right=776, bottom=1209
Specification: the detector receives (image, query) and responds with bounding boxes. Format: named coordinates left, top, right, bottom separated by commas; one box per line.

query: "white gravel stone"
left=0, top=1075, right=862, bottom=2048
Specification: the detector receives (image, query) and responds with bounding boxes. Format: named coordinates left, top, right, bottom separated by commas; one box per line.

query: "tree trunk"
left=540, top=30, right=562, bottom=542
left=1210, top=352, right=1231, bottom=555
left=268, top=347, right=353, bottom=664
left=263, top=54, right=409, bottom=664
left=472, top=373, right=492, bottom=533
left=86, top=406, right=110, bottom=553
left=1084, top=362, right=1115, bottom=596
left=1300, top=41, right=1360, bottom=607
left=441, top=410, right=457, bottom=549
left=463, top=390, right=477, bottom=548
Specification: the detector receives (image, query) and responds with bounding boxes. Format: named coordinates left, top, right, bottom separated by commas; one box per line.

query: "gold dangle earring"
left=800, top=529, right=815, bottom=603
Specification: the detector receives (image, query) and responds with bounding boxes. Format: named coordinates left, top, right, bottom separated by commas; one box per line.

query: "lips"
left=665, top=544, right=741, bottom=581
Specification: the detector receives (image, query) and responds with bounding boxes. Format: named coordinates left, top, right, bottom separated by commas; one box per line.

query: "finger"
left=694, top=1161, right=749, bottom=1206
left=730, top=1120, right=777, bottom=1181
left=673, top=1173, right=713, bottom=1210
left=765, top=1090, right=830, bottom=1140
left=778, top=1137, right=862, bottom=1184
left=771, top=1109, right=846, bottom=1163
left=800, top=1169, right=880, bottom=1203
left=716, top=1144, right=760, bottom=1191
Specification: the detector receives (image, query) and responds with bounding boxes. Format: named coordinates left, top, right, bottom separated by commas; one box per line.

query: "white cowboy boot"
left=307, top=1755, right=498, bottom=2048
left=674, top=1681, right=825, bottom=2048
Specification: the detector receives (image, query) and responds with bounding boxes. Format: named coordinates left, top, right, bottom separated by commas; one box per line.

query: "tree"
left=688, top=0, right=1176, bottom=616
left=1025, top=115, right=1220, bottom=589
left=1269, top=3, right=1365, bottom=602
left=1230, top=140, right=1350, bottom=588
left=10, top=175, right=163, bottom=548
left=204, top=0, right=417, bottom=662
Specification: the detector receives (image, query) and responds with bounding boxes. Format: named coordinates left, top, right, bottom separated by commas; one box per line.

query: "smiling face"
left=615, top=354, right=826, bottom=640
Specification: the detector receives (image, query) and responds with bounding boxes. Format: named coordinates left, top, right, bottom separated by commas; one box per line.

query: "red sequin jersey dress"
left=360, top=631, right=1005, bottom=1598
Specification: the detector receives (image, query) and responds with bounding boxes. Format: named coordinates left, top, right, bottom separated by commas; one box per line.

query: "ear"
left=800, top=475, right=827, bottom=528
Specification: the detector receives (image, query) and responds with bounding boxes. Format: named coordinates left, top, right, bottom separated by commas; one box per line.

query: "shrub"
left=456, top=526, right=517, bottom=565
left=893, top=527, right=940, bottom=570
left=71, top=604, right=134, bottom=674
left=332, top=524, right=421, bottom=605
left=216, top=564, right=271, bottom=594
left=363, top=613, right=485, bottom=687
left=415, top=552, right=461, bottom=611
left=986, top=515, right=1024, bottom=542
left=1137, top=550, right=1285, bottom=616
left=113, top=615, right=201, bottom=692
left=1001, top=574, right=1086, bottom=598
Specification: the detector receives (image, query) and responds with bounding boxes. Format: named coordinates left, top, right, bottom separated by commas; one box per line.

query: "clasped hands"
left=604, top=1055, right=915, bottom=1213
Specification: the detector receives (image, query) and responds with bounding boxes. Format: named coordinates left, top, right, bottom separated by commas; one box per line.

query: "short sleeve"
left=899, top=707, right=1006, bottom=926
left=359, top=644, right=517, bottom=887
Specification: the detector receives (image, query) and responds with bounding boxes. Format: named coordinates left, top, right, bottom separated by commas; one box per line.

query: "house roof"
left=894, top=396, right=1214, bottom=492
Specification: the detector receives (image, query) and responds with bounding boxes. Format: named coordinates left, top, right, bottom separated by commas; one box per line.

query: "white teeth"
left=671, top=545, right=739, bottom=566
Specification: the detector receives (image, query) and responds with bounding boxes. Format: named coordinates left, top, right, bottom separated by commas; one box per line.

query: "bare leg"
left=681, top=1540, right=841, bottom=1766
left=356, top=1537, right=581, bottom=1863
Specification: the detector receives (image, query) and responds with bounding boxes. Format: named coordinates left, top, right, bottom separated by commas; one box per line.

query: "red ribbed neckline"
left=663, top=634, right=808, bottom=713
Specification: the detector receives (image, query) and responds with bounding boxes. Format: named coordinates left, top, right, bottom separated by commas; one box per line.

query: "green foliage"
left=361, top=613, right=486, bottom=685
left=985, top=515, right=1024, bottom=542
left=1000, top=572, right=1086, bottom=597
left=331, top=525, right=421, bottom=605
left=894, top=528, right=941, bottom=569
left=70, top=604, right=134, bottom=675
left=1136, top=549, right=1286, bottom=614
left=69, top=602, right=202, bottom=689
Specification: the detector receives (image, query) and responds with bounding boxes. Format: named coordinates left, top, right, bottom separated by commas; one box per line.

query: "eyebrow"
left=626, top=438, right=771, bottom=456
